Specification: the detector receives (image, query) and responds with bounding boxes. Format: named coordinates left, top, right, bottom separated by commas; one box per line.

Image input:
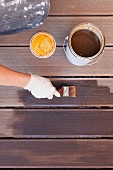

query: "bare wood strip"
left=0, top=78, right=113, bottom=107
left=0, top=139, right=113, bottom=168
left=50, top=0, right=113, bottom=15
left=0, top=109, right=113, bottom=137
left=0, top=47, right=113, bottom=76
left=0, top=17, right=112, bottom=46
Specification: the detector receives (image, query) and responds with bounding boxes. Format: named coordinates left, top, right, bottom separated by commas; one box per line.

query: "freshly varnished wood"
left=50, top=0, right=113, bottom=15
left=0, top=17, right=112, bottom=46
left=0, top=78, right=113, bottom=107
left=0, top=139, right=113, bottom=168
left=0, top=109, right=113, bottom=138
left=0, top=0, right=113, bottom=168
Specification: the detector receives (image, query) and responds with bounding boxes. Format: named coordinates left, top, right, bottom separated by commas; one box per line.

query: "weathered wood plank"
left=0, top=47, right=113, bottom=76
left=0, top=139, right=113, bottom=168
left=50, top=0, right=113, bottom=15
left=0, top=17, right=112, bottom=46
left=0, top=78, right=113, bottom=107
left=0, top=109, right=113, bottom=137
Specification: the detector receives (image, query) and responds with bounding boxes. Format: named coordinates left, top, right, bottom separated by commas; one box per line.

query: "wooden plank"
left=1, top=47, right=113, bottom=76
left=0, top=78, right=113, bottom=107
left=50, top=0, right=113, bottom=15
left=1, top=109, right=113, bottom=138
left=0, top=17, right=112, bottom=46
left=0, top=139, right=113, bottom=168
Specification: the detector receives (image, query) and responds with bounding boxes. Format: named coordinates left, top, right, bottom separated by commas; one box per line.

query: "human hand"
left=24, top=74, right=60, bottom=99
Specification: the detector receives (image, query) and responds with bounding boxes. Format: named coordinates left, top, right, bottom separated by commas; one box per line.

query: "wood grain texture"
left=0, top=1, right=113, bottom=169
left=50, top=0, right=113, bottom=15
left=0, top=78, right=113, bottom=107
left=0, top=139, right=113, bottom=168
left=1, top=47, right=113, bottom=76
left=0, top=109, right=113, bottom=138
left=0, top=17, right=112, bottom=46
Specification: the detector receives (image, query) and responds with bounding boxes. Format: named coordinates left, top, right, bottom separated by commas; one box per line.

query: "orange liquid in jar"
left=30, top=32, right=55, bottom=57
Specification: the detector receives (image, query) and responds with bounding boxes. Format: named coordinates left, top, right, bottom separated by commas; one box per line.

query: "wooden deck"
left=0, top=0, right=113, bottom=168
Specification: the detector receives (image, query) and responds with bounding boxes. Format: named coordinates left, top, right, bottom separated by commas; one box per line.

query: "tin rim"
left=30, top=31, right=56, bottom=58
left=68, top=23, right=105, bottom=60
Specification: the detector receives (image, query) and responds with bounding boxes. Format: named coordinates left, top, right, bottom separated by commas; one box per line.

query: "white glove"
left=24, top=74, right=60, bottom=99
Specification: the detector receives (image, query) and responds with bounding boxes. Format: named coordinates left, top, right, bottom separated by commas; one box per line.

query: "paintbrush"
left=58, top=86, right=77, bottom=97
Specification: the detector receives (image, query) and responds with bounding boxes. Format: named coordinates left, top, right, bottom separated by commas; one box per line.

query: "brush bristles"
left=58, top=86, right=77, bottom=97
left=69, top=86, right=77, bottom=97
